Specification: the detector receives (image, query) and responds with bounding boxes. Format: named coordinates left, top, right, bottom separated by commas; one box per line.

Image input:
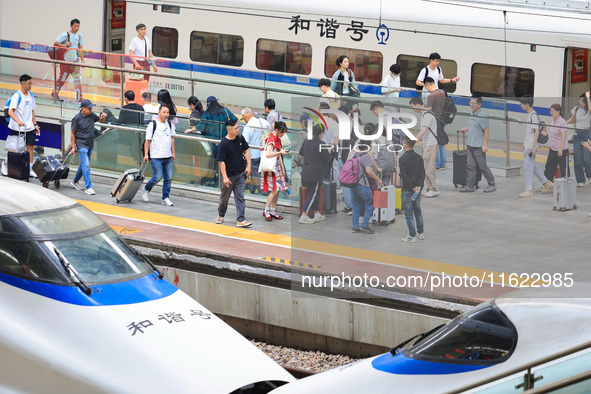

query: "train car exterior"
left=0, top=177, right=295, bottom=393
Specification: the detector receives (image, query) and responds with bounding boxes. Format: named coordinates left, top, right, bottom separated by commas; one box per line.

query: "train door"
left=563, top=47, right=590, bottom=111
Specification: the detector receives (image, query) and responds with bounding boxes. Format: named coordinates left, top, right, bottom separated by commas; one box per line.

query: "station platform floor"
left=40, top=158, right=591, bottom=307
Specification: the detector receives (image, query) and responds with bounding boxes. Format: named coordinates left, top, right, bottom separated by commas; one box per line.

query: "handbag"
left=259, top=148, right=277, bottom=173
left=537, top=121, right=549, bottom=145
left=347, top=70, right=360, bottom=97
left=5, top=132, right=26, bottom=153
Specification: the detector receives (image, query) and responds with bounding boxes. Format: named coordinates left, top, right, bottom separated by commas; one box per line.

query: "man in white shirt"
left=241, top=107, right=269, bottom=193
left=317, top=78, right=340, bottom=110
left=129, top=23, right=158, bottom=81
left=415, top=52, right=460, bottom=96
left=381, top=64, right=402, bottom=106
left=53, top=18, right=84, bottom=101
left=4, top=74, right=40, bottom=177
left=410, top=96, right=440, bottom=197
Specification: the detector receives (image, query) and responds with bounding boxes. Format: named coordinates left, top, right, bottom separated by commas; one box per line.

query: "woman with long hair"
left=566, top=92, right=591, bottom=186
left=185, top=96, right=204, bottom=133
left=330, top=55, right=356, bottom=97
left=261, top=121, right=289, bottom=221
left=543, top=103, right=569, bottom=183
left=155, top=89, right=178, bottom=125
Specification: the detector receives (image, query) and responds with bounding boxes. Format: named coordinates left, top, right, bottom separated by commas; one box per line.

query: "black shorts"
left=11, top=129, right=36, bottom=146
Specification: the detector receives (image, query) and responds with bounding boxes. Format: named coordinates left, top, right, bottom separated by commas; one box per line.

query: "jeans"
left=338, top=157, right=352, bottom=209
left=401, top=191, right=424, bottom=237
left=218, top=172, right=247, bottom=222
left=351, top=184, right=373, bottom=229
left=436, top=144, right=446, bottom=169
left=523, top=149, right=548, bottom=191
left=573, top=131, right=591, bottom=183
left=73, top=147, right=93, bottom=189
left=146, top=157, right=173, bottom=199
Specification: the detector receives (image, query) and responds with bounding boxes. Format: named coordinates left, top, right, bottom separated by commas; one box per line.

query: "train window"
left=153, top=26, right=179, bottom=59
left=396, top=54, right=457, bottom=93
left=325, top=47, right=383, bottom=84
left=190, top=31, right=244, bottom=67
left=50, top=230, right=151, bottom=284
left=256, top=39, right=311, bottom=75
left=0, top=240, right=63, bottom=281
left=405, top=304, right=517, bottom=365
left=19, top=206, right=104, bottom=235
left=471, top=63, right=534, bottom=98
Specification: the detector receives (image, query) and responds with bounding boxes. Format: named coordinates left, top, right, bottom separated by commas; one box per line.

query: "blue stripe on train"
left=372, top=352, right=491, bottom=375
left=0, top=271, right=177, bottom=306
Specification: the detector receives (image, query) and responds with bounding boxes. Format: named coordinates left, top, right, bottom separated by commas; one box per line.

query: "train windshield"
left=404, top=303, right=517, bottom=365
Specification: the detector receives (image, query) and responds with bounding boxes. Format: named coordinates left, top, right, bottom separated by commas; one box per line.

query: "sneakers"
left=459, top=186, right=475, bottom=193
left=162, top=198, right=174, bottom=206
left=417, top=233, right=425, bottom=240
left=84, top=187, right=96, bottom=195
left=359, top=226, right=375, bottom=234
left=29, top=168, right=37, bottom=178
left=341, top=207, right=353, bottom=215
left=352, top=227, right=361, bottom=233
left=314, top=214, right=326, bottom=222
left=402, top=235, right=417, bottom=243
left=215, top=216, right=224, bottom=224
left=236, top=220, right=252, bottom=227
left=70, top=181, right=83, bottom=191
left=298, top=216, right=315, bottom=224
left=541, top=181, right=554, bottom=194
left=577, top=183, right=585, bottom=188
left=1, top=160, right=7, bottom=176
left=142, top=187, right=149, bottom=202
left=518, top=190, right=533, bottom=198
left=424, top=190, right=440, bottom=198
left=483, top=185, right=497, bottom=193
left=336, top=187, right=343, bottom=195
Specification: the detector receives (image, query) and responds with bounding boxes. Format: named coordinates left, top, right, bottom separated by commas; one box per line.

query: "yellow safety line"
left=262, top=256, right=320, bottom=269
left=77, top=199, right=518, bottom=285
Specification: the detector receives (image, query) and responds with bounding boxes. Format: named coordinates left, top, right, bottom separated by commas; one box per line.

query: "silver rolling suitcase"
left=553, top=156, right=577, bottom=212
left=372, top=184, right=396, bottom=225
left=111, top=163, right=148, bottom=203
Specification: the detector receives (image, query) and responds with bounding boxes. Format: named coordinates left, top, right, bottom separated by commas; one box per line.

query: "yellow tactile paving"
left=77, top=199, right=522, bottom=286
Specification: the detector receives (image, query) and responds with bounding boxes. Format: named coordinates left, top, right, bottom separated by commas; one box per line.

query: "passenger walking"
left=129, top=23, right=158, bottom=81
left=241, top=107, right=269, bottom=193
left=518, top=95, right=553, bottom=198
left=424, top=77, right=448, bottom=170
left=216, top=119, right=252, bottom=227
left=415, top=52, right=460, bottom=95
left=261, top=121, right=289, bottom=221
left=142, top=105, right=176, bottom=206
left=3, top=74, right=40, bottom=178
left=458, top=95, right=496, bottom=192
left=380, top=64, right=402, bottom=105
left=350, top=145, right=382, bottom=235
left=543, top=103, right=569, bottom=183
left=197, top=96, right=237, bottom=139
left=399, top=136, right=425, bottom=243
left=53, top=18, right=84, bottom=101
left=298, top=125, right=332, bottom=224
left=185, top=96, right=204, bottom=133
left=409, top=96, right=440, bottom=197
left=566, top=92, right=591, bottom=187
left=331, top=55, right=359, bottom=112
left=70, top=99, right=108, bottom=195
left=118, top=90, right=144, bottom=125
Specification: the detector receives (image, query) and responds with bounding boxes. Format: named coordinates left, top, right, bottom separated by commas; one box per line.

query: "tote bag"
left=259, top=149, right=277, bottom=173
left=5, top=132, right=26, bottom=153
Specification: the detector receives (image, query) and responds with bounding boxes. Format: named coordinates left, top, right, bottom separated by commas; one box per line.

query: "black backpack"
left=441, top=90, right=457, bottom=125
left=415, top=65, right=441, bottom=92
left=423, top=110, right=449, bottom=145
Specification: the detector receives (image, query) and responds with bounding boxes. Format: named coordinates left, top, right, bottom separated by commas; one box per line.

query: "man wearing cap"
left=196, top=96, right=237, bottom=139
left=70, top=99, right=107, bottom=195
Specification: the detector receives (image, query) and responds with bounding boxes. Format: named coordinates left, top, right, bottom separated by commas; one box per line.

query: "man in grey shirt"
left=458, top=95, right=496, bottom=193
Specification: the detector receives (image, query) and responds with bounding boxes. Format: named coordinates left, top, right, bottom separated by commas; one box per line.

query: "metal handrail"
left=446, top=340, right=591, bottom=393
left=526, top=369, right=591, bottom=393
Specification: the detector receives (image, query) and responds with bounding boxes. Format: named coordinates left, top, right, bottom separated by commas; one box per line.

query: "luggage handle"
left=139, top=161, right=149, bottom=175
left=456, top=130, right=466, bottom=152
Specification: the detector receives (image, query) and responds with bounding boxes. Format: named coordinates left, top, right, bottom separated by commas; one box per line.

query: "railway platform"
left=47, top=159, right=591, bottom=309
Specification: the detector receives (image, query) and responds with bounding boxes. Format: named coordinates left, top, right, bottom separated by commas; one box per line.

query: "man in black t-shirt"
left=118, top=90, right=145, bottom=125
left=216, top=119, right=252, bottom=227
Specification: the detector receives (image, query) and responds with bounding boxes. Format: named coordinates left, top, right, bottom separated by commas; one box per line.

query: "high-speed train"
left=1, top=0, right=591, bottom=110
left=0, top=177, right=294, bottom=393
left=273, top=288, right=591, bottom=393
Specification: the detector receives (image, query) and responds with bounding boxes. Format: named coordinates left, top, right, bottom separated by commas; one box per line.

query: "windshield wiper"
left=141, top=254, right=164, bottom=280
left=390, top=324, right=445, bottom=355
left=53, top=247, right=93, bottom=295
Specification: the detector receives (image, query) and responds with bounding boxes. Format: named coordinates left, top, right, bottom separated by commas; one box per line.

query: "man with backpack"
left=424, top=77, right=448, bottom=171
left=2, top=74, right=40, bottom=177
left=53, top=19, right=84, bottom=101
left=415, top=52, right=460, bottom=96
left=410, top=96, right=440, bottom=197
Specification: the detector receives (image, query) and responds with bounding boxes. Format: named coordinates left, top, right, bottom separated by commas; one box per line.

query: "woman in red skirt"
left=261, top=121, right=289, bottom=220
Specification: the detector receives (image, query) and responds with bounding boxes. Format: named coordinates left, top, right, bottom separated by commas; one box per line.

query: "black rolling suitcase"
left=33, top=154, right=71, bottom=188
left=7, top=151, right=30, bottom=181
left=452, top=131, right=481, bottom=188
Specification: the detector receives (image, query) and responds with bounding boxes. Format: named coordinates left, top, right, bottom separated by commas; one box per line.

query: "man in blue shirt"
left=53, top=18, right=84, bottom=101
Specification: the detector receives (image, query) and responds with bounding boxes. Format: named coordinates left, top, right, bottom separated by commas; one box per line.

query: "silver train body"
left=274, top=289, right=591, bottom=393
left=0, top=177, right=294, bottom=393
